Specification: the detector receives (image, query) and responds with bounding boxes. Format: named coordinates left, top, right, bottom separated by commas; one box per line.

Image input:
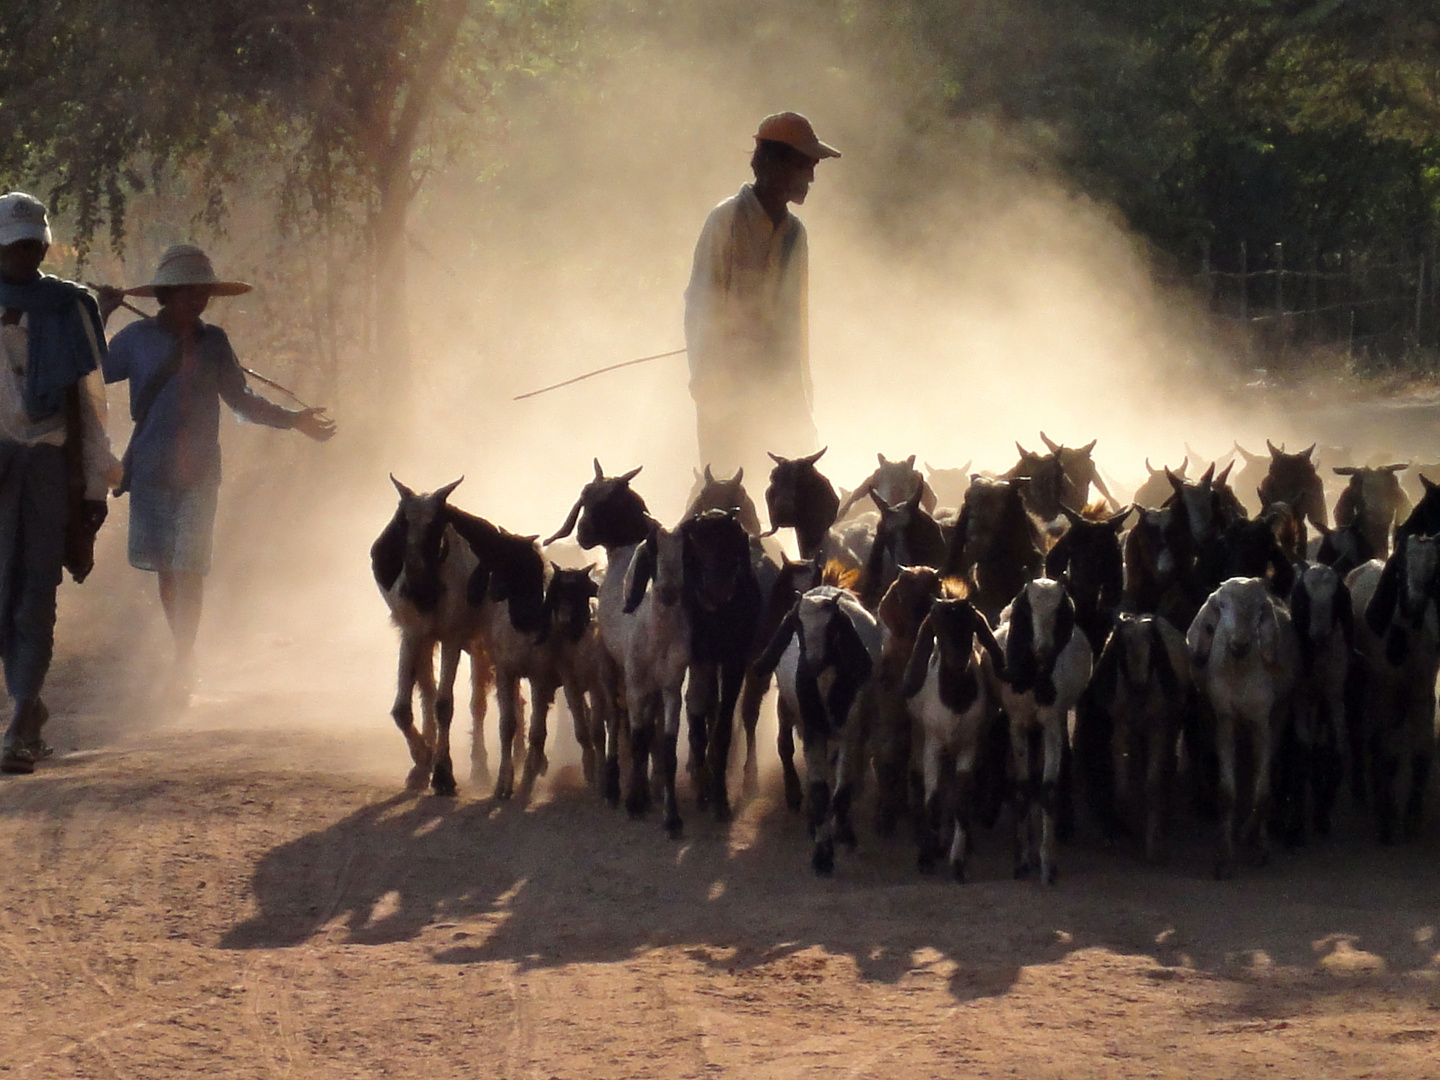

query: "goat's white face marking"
left=1023, top=579, right=1066, bottom=654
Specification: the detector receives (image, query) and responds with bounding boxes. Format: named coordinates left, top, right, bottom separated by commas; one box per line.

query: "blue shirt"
left=104, top=318, right=295, bottom=491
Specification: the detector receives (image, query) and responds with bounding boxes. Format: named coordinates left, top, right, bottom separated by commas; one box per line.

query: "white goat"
left=901, top=593, right=1006, bottom=881
left=993, top=578, right=1093, bottom=884
left=1187, top=576, right=1300, bottom=878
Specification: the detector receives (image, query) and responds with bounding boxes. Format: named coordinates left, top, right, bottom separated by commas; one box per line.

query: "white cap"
left=0, top=192, right=52, bottom=247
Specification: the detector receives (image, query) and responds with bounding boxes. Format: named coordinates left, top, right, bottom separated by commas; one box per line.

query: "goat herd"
left=372, top=433, right=1440, bottom=884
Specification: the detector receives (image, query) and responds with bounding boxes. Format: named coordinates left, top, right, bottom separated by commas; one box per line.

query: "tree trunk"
left=367, top=0, right=470, bottom=407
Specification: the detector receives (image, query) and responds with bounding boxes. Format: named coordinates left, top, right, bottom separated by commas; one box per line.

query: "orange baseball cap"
left=754, top=112, right=841, bottom=160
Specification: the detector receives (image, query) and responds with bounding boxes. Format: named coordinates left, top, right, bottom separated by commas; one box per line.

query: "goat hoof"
left=1043, top=864, right=1059, bottom=885
left=431, top=772, right=458, bottom=799
left=626, top=791, right=650, bottom=819
left=665, top=817, right=684, bottom=840
left=951, top=862, right=967, bottom=884
left=812, top=844, right=835, bottom=876
left=404, top=765, right=430, bottom=792
left=493, top=776, right=514, bottom=802
left=1013, top=864, right=1031, bottom=881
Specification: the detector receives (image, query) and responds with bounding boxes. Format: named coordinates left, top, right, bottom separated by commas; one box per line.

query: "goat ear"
left=390, top=474, right=416, bottom=501
left=622, top=536, right=657, bottom=614
left=1333, top=465, right=1358, bottom=476
left=904, top=454, right=916, bottom=468
left=370, top=509, right=406, bottom=592
left=1150, top=620, right=1181, bottom=700
left=545, top=494, right=585, bottom=546
left=754, top=603, right=801, bottom=681
left=1040, top=431, right=1060, bottom=453
left=900, top=612, right=937, bottom=698
left=1366, top=547, right=1404, bottom=637
left=1004, top=589, right=1036, bottom=694
left=973, top=607, right=1005, bottom=677
left=1186, top=592, right=1220, bottom=667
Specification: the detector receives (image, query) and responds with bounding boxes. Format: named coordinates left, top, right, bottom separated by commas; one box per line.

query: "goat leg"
left=626, top=702, right=656, bottom=819
left=1214, top=714, right=1238, bottom=880
left=777, top=701, right=803, bottom=811
left=684, top=663, right=716, bottom=810
left=492, top=672, right=522, bottom=801
left=661, top=686, right=685, bottom=839
left=430, top=642, right=463, bottom=798
left=705, top=659, right=746, bottom=822
left=392, top=635, right=434, bottom=791
left=738, top=668, right=768, bottom=799
left=517, top=679, right=555, bottom=801
left=1039, top=715, right=1064, bottom=884
left=468, top=648, right=493, bottom=787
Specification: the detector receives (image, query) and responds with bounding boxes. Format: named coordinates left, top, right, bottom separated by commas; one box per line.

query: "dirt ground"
left=4, top=632, right=1440, bottom=1080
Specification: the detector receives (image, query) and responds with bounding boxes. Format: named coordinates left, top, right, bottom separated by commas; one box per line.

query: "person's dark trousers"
left=0, top=441, right=67, bottom=749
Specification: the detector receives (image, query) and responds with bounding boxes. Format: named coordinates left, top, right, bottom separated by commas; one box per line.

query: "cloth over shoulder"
left=0, top=275, right=105, bottom=422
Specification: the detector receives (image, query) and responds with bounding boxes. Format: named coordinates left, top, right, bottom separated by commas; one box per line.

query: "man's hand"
left=294, top=407, right=337, bottom=442
left=90, top=284, right=126, bottom=324
left=80, top=499, right=107, bottom=532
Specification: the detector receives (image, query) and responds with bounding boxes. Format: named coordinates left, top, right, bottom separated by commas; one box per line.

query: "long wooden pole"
left=513, top=348, right=686, bottom=401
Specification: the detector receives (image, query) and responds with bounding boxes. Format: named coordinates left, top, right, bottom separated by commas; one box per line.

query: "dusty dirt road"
left=5, top=633, right=1440, bottom=1080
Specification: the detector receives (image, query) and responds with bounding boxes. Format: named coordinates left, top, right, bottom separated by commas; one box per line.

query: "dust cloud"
left=41, top=2, right=1405, bottom=774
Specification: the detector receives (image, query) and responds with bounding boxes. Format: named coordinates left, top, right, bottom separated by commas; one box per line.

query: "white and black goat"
left=372, top=477, right=487, bottom=795
left=754, top=584, right=882, bottom=875
left=1087, top=613, right=1191, bottom=862
left=901, top=592, right=1006, bottom=880
left=547, top=460, right=654, bottom=807
left=373, top=478, right=548, bottom=799
left=1347, top=533, right=1440, bottom=842
left=1187, top=577, right=1300, bottom=878
left=993, top=578, right=1093, bottom=883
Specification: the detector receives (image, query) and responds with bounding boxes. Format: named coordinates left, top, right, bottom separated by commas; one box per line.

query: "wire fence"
left=1160, top=239, right=1440, bottom=371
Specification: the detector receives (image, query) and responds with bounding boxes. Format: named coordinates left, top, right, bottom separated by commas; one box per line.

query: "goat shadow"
left=217, top=765, right=1440, bottom=1013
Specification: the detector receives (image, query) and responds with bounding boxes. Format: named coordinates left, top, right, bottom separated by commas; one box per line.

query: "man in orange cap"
left=684, top=112, right=839, bottom=481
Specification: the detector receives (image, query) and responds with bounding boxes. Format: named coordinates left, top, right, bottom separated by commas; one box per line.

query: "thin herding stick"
left=513, top=348, right=686, bottom=401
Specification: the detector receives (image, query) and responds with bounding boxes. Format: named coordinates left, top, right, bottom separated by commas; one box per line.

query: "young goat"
left=547, top=459, right=654, bottom=807
left=901, top=591, right=1006, bottom=880
left=1187, top=577, right=1300, bottom=878
left=755, top=584, right=882, bottom=875
left=543, top=565, right=606, bottom=789
left=993, top=578, right=1093, bottom=883
left=1087, top=613, right=1191, bottom=862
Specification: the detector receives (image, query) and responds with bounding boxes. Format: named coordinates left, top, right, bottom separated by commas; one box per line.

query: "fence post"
left=1200, top=235, right=1213, bottom=304
left=1239, top=240, right=1249, bottom=323
left=1416, top=253, right=1426, bottom=349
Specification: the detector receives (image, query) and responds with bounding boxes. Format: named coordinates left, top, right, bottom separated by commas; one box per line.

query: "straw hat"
left=126, top=244, right=252, bottom=298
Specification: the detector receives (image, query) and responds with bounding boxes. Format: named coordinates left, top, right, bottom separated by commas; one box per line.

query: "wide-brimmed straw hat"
left=126, top=244, right=253, bottom=298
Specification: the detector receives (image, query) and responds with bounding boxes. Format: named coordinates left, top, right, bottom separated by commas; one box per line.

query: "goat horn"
left=390, top=474, right=416, bottom=500
left=593, top=458, right=605, bottom=480
left=546, top=495, right=585, bottom=545
left=1040, top=431, right=1061, bottom=453
left=435, top=477, right=464, bottom=503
